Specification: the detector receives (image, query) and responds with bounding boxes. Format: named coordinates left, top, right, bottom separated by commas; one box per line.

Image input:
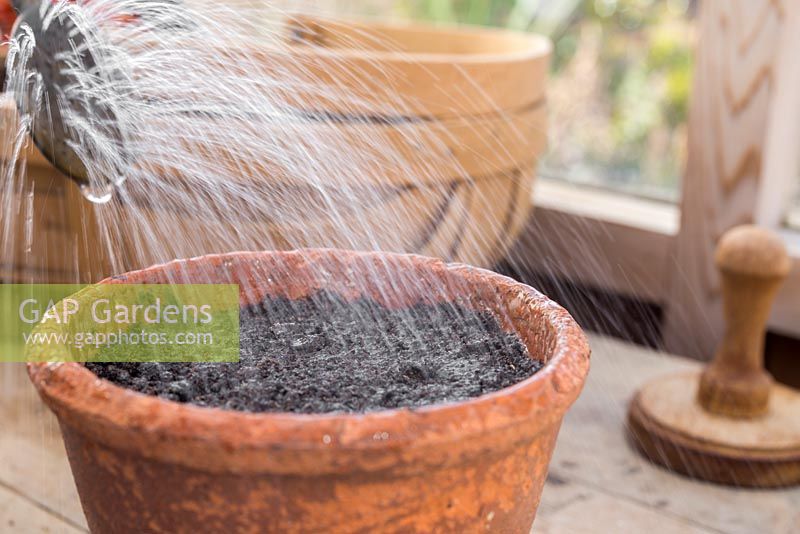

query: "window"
left=303, top=0, right=800, bottom=347
left=324, top=0, right=696, bottom=202
left=537, top=0, right=694, bottom=202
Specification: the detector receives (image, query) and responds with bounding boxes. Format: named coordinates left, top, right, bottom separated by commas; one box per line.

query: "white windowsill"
left=512, top=178, right=678, bottom=303
left=523, top=178, right=800, bottom=337
left=533, top=179, right=680, bottom=236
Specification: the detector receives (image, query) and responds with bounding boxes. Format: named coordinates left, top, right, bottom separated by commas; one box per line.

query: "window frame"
left=516, top=0, right=800, bottom=359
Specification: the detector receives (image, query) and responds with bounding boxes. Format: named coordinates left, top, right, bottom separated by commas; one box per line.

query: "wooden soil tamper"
left=628, top=225, right=800, bottom=487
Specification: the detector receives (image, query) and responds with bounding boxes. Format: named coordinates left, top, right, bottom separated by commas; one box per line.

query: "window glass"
left=324, top=0, right=696, bottom=202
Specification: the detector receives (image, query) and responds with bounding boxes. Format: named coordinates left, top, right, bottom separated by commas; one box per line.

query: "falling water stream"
left=1, top=0, right=538, bottom=309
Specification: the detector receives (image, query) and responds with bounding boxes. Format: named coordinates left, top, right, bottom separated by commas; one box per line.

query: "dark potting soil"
left=87, top=291, right=541, bottom=414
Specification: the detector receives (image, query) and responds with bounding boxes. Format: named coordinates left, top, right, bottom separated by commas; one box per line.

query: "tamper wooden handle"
left=698, top=225, right=791, bottom=418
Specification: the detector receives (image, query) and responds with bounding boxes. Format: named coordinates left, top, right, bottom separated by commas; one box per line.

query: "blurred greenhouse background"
left=325, top=0, right=696, bottom=202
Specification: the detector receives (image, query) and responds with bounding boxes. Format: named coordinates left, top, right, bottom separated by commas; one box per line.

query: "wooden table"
left=1, top=336, right=798, bottom=533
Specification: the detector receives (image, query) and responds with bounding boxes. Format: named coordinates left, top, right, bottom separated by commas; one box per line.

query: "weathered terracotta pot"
left=28, top=249, right=590, bottom=533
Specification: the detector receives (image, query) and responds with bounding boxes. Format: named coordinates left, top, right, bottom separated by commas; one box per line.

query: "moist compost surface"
left=87, top=291, right=541, bottom=414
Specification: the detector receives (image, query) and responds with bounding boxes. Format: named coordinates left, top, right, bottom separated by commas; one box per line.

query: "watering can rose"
left=1, top=284, right=239, bottom=362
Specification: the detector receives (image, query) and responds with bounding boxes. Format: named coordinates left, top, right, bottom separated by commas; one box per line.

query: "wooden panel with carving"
left=664, top=0, right=790, bottom=358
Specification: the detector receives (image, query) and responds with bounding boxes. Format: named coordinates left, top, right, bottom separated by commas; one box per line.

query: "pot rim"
left=28, top=249, right=590, bottom=474
left=279, top=18, right=553, bottom=66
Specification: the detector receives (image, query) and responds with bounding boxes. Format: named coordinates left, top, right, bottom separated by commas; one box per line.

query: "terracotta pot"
left=28, top=249, right=590, bottom=533
left=277, top=16, right=550, bottom=119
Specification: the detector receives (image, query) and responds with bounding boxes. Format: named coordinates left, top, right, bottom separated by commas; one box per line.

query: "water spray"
left=2, top=0, right=546, bottom=280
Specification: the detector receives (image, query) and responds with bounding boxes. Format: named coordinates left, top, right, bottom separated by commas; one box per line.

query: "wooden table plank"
left=0, top=483, right=85, bottom=534
left=0, top=364, right=87, bottom=531
left=2, top=336, right=799, bottom=533
left=535, top=488, right=717, bottom=534
left=535, top=336, right=800, bottom=534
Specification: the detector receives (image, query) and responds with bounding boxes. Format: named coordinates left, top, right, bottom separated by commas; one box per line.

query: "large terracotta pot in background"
left=28, top=249, right=590, bottom=533
left=137, top=17, right=550, bottom=270
left=0, top=16, right=550, bottom=283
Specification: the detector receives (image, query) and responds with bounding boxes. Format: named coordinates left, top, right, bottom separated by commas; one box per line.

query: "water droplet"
left=80, top=182, right=115, bottom=204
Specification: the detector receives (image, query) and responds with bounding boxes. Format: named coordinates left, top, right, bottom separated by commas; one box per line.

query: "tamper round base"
left=627, top=371, right=800, bottom=488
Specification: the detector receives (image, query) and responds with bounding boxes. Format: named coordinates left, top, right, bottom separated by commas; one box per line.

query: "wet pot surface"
left=28, top=249, right=590, bottom=533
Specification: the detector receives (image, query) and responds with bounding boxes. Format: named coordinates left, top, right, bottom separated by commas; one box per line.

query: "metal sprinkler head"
left=10, top=0, right=123, bottom=188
